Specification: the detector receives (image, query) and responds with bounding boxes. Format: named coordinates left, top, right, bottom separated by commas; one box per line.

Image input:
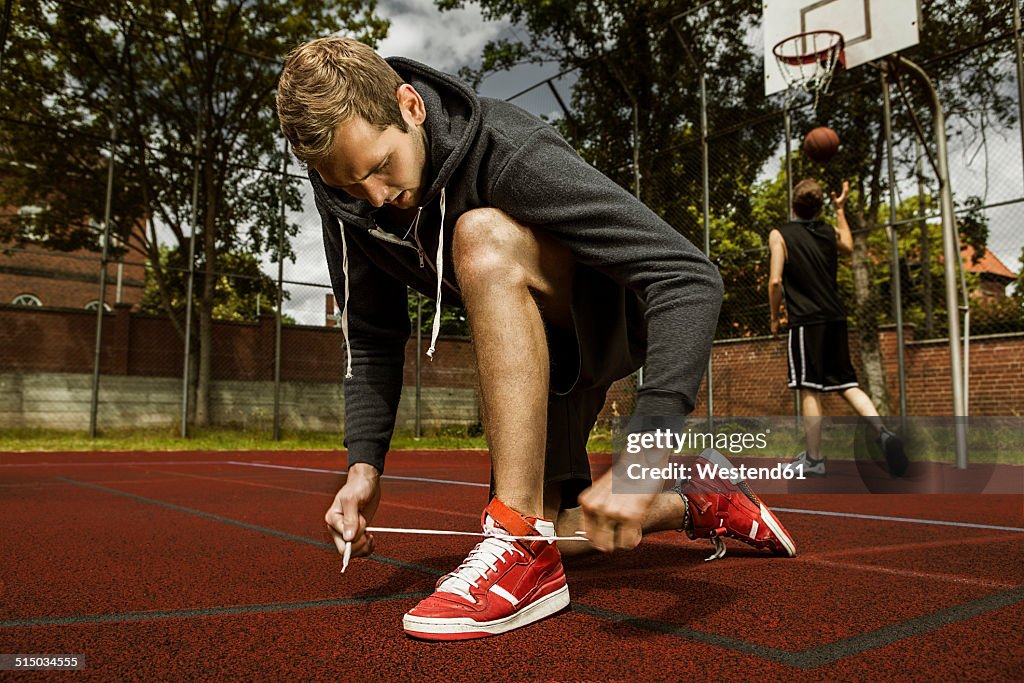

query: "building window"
left=12, top=294, right=42, bottom=306
left=18, top=205, right=45, bottom=240
left=84, top=300, right=112, bottom=312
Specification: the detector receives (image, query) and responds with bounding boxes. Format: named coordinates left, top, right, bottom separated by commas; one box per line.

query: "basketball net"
left=772, top=30, right=845, bottom=115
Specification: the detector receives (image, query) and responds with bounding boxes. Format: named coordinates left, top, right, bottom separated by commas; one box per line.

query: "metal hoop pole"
left=896, top=55, right=967, bottom=468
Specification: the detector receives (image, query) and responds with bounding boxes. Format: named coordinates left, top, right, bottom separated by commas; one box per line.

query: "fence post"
left=181, top=117, right=202, bottom=439
left=0, top=0, right=12, bottom=78
left=697, top=71, right=715, bottom=428
left=881, top=70, right=909, bottom=431
left=1014, top=0, right=1024, bottom=187
left=783, top=104, right=802, bottom=419
left=415, top=292, right=422, bottom=439
left=89, top=112, right=118, bottom=438
left=273, top=139, right=287, bottom=441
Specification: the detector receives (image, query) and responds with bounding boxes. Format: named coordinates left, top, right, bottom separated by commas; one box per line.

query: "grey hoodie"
left=310, top=58, right=723, bottom=473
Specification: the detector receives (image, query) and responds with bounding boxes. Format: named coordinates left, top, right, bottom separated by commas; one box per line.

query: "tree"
left=141, top=245, right=294, bottom=323
left=0, top=0, right=386, bottom=425
left=439, top=0, right=783, bottom=339
left=406, top=290, right=471, bottom=338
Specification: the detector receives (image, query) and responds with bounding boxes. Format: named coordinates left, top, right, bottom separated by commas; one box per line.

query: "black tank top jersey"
left=777, top=219, right=846, bottom=324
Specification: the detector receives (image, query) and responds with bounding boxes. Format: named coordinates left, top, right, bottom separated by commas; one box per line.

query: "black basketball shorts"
left=787, top=320, right=859, bottom=392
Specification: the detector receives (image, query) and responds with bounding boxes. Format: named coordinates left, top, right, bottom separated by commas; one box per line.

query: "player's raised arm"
left=832, top=180, right=853, bottom=256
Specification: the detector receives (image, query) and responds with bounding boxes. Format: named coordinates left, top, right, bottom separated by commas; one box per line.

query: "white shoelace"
left=435, top=518, right=524, bottom=601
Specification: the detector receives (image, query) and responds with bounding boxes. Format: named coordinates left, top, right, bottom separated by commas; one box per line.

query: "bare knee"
left=452, top=208, right=527, bottom=289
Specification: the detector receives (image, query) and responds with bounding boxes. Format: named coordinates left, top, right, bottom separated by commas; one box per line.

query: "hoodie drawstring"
left=341, top=188, right=446, bottom=379
left=426, top=187, right=446, bottom=359
left=338, top=219, right=353, bottom=379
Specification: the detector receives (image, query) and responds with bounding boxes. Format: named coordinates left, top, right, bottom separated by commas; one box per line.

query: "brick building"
left=961, top=245, right=1018, bottom=302
left=0, top=218, right=146, bottom=310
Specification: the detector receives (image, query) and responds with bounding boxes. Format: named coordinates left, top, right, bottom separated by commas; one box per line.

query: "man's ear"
left=396, top=84, right=426, bottom=127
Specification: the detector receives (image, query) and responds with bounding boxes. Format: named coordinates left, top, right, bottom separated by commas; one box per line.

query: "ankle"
left=670, top=485, right=692, bottom=534
left=494, top=495, right=544, bottom=521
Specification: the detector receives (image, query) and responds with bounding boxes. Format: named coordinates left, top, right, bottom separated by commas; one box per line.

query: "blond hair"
left=277, top=37, right=407, bottom=165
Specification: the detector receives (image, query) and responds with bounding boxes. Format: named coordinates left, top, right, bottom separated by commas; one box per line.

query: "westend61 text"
left=626, top=462, right=807, bottom=481
left=625, top=428, right=769, bottom=454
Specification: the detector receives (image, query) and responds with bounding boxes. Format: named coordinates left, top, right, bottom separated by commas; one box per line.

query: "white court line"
left=226, top=461, right=490, bottom=488
left=774, top=507, right=1024, bottom=533
left=801, top=557, right=1019, bottom=589
left=229, top=462, right=1023, bottom=532
left=5, top=457, right=1019, bottom=532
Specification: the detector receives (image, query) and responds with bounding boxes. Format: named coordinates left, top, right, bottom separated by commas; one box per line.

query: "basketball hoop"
left=772, top=30, right=845, bottom=112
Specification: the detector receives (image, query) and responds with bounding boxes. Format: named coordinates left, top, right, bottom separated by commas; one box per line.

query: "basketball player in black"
left=768, top=178, right=906, bottom=477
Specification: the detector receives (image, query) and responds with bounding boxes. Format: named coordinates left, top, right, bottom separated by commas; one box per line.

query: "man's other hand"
left=578, top=469, right=657, bottom=552
left=325, top=462, right=381, bottom=560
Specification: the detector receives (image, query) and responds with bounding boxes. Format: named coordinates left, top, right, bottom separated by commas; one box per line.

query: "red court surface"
left=1, top=449, right=1022, bottom=681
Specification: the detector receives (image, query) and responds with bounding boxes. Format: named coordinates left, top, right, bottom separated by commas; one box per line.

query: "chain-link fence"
left=1, top=1, right=1022, bottom=441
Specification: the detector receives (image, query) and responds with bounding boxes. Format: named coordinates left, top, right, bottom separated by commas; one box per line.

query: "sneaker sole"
left=699, top=449, right=798, bottom=558
left=402, top=584, right=570, bottom=641
left=758, top=503, right=797, bottom=557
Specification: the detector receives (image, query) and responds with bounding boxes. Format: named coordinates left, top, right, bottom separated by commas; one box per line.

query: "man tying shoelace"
left=276, top=37, right=797, bottom=641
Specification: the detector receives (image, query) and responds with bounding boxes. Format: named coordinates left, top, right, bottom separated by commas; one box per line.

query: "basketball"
left=803, top=126, right=840, bottom=163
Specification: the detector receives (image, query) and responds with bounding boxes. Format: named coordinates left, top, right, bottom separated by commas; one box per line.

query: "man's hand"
left=771, top=308, right=788, bottom=336
left=578, top=467, right=658, bottom=553
left=831, top=180, right=850, bottom=211
left=325, top=462, right=381, bottom=560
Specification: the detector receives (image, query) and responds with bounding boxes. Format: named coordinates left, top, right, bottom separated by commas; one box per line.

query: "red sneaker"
left=674, top=449, right=797, bottom=561
left=402, top=498, right=569, bottom=640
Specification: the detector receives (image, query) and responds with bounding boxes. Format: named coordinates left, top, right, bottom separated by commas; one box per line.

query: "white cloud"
left=377, top=0, right=509, bottom=72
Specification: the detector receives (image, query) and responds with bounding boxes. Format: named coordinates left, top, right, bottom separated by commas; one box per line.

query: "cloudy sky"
left=275, top=0, right=1023, bottom=325
left=278, top=0, right=573, bottom=324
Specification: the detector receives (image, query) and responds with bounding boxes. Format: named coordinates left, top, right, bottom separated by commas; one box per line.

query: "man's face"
left=314, top=85, right=428, bottom=210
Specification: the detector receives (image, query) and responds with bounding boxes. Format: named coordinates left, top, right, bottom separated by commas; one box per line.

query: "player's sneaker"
left=877, top=429, right=909, bottom=477
left=402, top=497, right=569, bottom=640
left=673, top=448, right=797, bottom=561
left=781, top=451, right=826, bottom=477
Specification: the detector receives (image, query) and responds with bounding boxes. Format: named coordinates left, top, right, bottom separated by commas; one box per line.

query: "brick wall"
left=0, top=304, right=476, bottom=388
left=2, top=305, right=1021, bottom=421
left=690, top=326, right=1024, bottom=417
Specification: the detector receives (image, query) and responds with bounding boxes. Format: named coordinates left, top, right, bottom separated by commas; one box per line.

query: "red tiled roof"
left=961, top=245, right=1017, bottom=280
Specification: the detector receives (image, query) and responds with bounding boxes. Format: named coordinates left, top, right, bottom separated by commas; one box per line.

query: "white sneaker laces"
left=436, top=518, right=525, bottom=601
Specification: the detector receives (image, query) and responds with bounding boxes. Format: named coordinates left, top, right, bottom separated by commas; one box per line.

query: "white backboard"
left=763, top=0, right=921, bottom=95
